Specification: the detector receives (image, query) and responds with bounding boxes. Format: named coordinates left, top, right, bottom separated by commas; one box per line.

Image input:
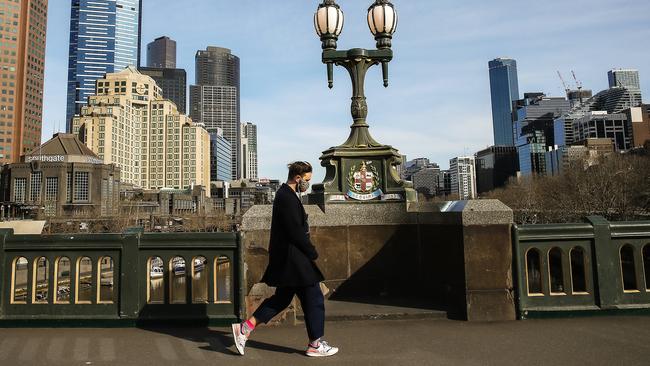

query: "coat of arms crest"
left=346, top=161, right=382, bottom=200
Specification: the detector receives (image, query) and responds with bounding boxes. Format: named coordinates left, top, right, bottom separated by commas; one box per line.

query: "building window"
left=45, top=177, right=58, bottom=217
left=13, top=177, right=26, bottom=203
left=74, top=172, right=90, bottom=202
left=30, top=172, right=42, bottom=202
left=66, top=172, right=72, bottom=203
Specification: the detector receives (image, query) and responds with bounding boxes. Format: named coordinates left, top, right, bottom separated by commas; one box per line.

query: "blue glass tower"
left=210, top=129, right=233, bottom=182
left=66, top=0, right=142, bottom=132
left=489, top=58, right=520, bottom=146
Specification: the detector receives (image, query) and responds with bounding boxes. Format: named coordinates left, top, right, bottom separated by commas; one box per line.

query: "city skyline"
left=41, top=0, right=650, bottom=181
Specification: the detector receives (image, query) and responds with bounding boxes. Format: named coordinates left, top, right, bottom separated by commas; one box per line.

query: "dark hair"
left=287, top=161, right=312, bottom=180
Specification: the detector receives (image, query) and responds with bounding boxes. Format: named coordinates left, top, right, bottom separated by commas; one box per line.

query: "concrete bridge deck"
left=0, top=316, right=649, bottom=365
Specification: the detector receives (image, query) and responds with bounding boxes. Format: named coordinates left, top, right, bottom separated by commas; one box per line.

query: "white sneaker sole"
left=231, top=324, right=245, bottom=356
left=306, top=348, right=339, bottom=357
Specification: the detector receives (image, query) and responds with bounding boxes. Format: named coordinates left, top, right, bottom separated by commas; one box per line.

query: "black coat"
left=261, top=183, right=325, bottom=287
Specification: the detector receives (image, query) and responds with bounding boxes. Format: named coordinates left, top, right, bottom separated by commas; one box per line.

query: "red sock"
left=242, top=319, right=256, bottom=333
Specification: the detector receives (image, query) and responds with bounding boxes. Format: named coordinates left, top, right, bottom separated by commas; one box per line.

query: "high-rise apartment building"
left=71, top=67, right=210, bottom=194
left=66, top=0, right=142, bottom=131
left=489, top=58, right=520, bottom=146
left=147, top=36, right=176, bottom=68
left=190, top=46, right=240, bottom=179
left=0, top=0, right=48, bottom=164
left=608, top=69, right=640, bottom=89
left=240, top=122, right=257, bottom=180
left=449, top=157, right=477, bottom=200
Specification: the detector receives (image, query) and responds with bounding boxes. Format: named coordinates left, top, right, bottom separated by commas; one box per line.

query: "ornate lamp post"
left=309, top=0, right=415, bottom=205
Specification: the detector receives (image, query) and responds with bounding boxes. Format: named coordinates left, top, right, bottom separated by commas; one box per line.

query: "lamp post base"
left=308, top=144, right=416, bottom=206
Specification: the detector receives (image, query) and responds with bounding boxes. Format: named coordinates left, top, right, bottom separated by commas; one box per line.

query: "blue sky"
left=42, top=0, right=650, bottom=182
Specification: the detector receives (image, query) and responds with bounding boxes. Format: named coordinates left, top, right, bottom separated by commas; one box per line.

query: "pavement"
left=0, top=316, right=649, bottom=366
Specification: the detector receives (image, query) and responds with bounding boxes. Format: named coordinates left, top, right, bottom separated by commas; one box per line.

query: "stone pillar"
left=453, top=200, right=516, bottom=321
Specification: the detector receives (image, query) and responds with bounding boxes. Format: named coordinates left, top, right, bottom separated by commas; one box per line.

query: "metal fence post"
left=511, top=224, right=525, bottom=319
left=0, top=229, right=9, bottom=318
left=237, top=231, right=245, bottom=322
left=587, top=216, right=619, bottom=309
left=120, top=227, right=143, bottom=320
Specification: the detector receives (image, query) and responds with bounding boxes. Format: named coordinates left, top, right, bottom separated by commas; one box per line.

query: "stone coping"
left=242, top=199, right=513, bottom=231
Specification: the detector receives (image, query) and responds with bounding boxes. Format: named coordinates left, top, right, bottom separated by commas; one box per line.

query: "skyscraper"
left=489, top=58, right=520, bottom=146
left=66, top=0, right=142, bottom=131
left=190, top=47, right=241, bottom=179
left=608, top=69, right=640, bottom=89
left=0, top=0, right=48, bottom=164
left=139, top=68, right=187, bottom=114
left=240, top=122, right=258, bottom=180
left=147, top=36, right=176, bottom=68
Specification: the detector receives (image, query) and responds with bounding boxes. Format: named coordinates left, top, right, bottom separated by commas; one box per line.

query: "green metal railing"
left=0, top=228, right=243, bottom=326
left=514, top=216, right=650, bottom=319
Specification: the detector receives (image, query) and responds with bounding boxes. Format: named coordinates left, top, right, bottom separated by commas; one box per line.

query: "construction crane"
left=557, top=71, right=570, bottom=96
left=571, top=70, right=583, bottom=91
left=571, top=70, right=584, bottom=103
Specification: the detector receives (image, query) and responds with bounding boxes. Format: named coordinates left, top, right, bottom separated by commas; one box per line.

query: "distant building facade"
left=66, top=0, right=142, bottom=130
left=474, top=146, right=518, bottom=194
left=608, top=69, right=640, bottom=89
left=0, top=133, right=120, bottom=219
left=240, top=122, right=258, bottom=180
left=449, top=157, right=476, bottom=200
left=514, top=93, right=571, bottom=176
left=146, top=36, right=176, bottom=68
left=412, top=165, right=441, bottom=196
left=190, top=47, right=241, bottom=179
left=210, top=128, right=232, bottom=182
left=546, top=138, right=614, bottom=176
left=572, top=112, right=630, bottom=152
left=404, top=157, right=431, bottom=180
left=0, top=0, right=48, bottom=163
left=71, top=67, right=210, bottom=194
left=138, top=67, right=187, bottom=114
left=489, top=58, right=520, bottom=146
left=436, top=170, right=452, bottom=197
left=624, top=105, right=650, bottom=148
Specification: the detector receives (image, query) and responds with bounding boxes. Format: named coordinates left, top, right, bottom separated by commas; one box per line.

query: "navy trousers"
left=252, top=283, right=325, bottom=341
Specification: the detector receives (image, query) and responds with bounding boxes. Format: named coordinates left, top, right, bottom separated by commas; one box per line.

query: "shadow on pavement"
left=139, top=326, right=303, bottom=356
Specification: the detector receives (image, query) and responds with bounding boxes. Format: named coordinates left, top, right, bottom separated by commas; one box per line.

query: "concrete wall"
left=241, top=199, right=516, bottom=322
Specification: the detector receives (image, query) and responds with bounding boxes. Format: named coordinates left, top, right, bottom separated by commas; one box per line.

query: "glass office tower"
left=489, top=58, right=520, bottom=146
left=66, top=0, right=142, bottom=131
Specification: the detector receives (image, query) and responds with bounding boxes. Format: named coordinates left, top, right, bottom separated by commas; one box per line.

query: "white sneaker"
left=305, top=340, right=339, bottom=357
left=231, top=323, right=249, bottom=355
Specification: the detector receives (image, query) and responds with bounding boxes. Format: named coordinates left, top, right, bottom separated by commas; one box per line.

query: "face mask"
left=297, top=178, right=310, bottom=193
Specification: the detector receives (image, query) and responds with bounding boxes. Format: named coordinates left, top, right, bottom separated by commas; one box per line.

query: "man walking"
left=232, top=161, right=339, bottom=357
